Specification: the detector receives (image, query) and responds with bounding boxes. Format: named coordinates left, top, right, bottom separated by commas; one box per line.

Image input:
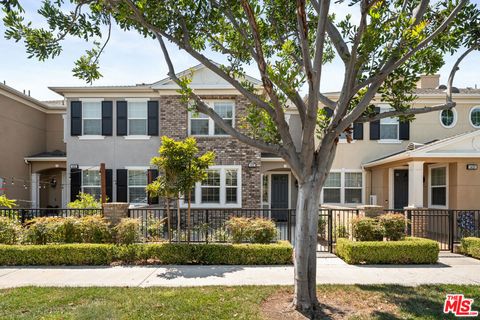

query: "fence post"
left=287, top=209, right=292, bottom=242
left=328, top=209, right=333, bottom=253
left=449, top=210, right=454, bottom=253
left=205, top=209, right=209, bottom=244
left=405, top=209, right=412, bottom=236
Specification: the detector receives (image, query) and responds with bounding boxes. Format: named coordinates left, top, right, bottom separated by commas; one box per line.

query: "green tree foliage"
left=0, top=195, right=16, bottom=209
left=67, top=192, right=102, bottom=209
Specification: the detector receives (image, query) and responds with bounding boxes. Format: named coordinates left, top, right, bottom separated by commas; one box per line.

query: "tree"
left=2, top=0, right=479, bottom=314
left=67, top=192, right=103, bottom=209
left=147, top=136, right=214, bottom=242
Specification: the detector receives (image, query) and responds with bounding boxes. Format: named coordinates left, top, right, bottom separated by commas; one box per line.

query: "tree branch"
left=356, top=102, right=456, bottom=122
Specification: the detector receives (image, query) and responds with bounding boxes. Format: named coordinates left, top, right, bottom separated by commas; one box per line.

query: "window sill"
left=78, top=135, right=105, bottom=140
left=377, top=139, right=402, bottom=144
left=124, top=135, right=151, bottom=140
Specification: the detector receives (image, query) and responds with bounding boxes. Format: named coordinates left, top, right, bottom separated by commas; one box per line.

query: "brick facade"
left=159, top=95, right=262, bottom=208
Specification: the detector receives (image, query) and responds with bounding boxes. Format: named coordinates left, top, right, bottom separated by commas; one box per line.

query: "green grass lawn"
left=0, top=285, right=478, bottom=319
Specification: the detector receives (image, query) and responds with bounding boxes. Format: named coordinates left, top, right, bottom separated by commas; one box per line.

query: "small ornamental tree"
left=147, top=136, right=215, bottom=242
left=2, top=0, right=479, bottom=313
left=67, top=192, right=102, bottom=209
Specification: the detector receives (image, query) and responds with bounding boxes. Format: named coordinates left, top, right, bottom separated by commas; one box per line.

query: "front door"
left=394, top=169, right=409, bottom=209
left=270, top=174, right=289, bottom=221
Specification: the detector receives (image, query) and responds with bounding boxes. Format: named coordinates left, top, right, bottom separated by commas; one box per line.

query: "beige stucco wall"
left=0, top=94, right=47, bottom=205
left=46, top=114, right=66, bottom=152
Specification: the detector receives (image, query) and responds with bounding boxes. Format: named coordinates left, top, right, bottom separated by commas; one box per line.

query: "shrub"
left=0, top=195, right=16, bottom=208
left=461, top=237, right=480, bottom=259
left=62, top=217, right=82, bottom=243
left=336, top=237, right=439, bottom=264
left=0, top=217, right=21, bottom=244
left=378, top=213, right=406, bottom=241
left=0, top=241, right=293, bottom=266
left=146, top=216, right=165, bottom=240
left=352, top=217, right=383, bottom=241
left=248, top=218, right=277, bottom=244
left=23, top=217, right=65, bottom=244
left=78, top=215, right=112, bottom=243
left=225, top=217, right=251, bottom=243
left=336, top=225, right=349, bottom=239
left=67, top=192, right=102, bottom=209
left=114, top=218, right=142, bottom=244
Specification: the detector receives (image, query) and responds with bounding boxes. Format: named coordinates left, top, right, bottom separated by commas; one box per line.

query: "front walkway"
left=0, top=252, right=478, bottom=288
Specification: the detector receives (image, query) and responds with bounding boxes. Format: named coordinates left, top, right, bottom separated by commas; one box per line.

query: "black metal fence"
left=0, top=208, right=103, bottom=223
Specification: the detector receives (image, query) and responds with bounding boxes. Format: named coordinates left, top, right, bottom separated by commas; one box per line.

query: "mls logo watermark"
left=443, top=294, right=478, bottom=317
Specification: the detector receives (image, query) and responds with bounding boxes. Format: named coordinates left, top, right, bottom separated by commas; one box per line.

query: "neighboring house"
left=0, top=83, right=66, bottom=208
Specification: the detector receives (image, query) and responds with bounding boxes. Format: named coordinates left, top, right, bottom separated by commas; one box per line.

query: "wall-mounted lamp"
left=248, top=161, right=257, bottom=168
left=50, top=178, right=57, bottom=188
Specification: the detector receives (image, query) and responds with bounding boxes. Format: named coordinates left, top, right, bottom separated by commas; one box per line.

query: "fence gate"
left=406, top=209, right=452, bottom=251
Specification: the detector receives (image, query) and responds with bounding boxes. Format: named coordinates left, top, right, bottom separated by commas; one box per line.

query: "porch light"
left=248, top=161, right=257, bottom=168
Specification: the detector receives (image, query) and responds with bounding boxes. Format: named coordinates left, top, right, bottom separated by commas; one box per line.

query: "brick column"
left=103, top=202, right=129, bottom=225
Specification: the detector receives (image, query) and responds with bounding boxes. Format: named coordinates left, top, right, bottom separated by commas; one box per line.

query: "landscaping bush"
left=0, top=241, right=293, bottom=266
left=461, top=237, right=480, bottom=259
left=77, top=215, right=112, bottom=243
left=352, top=217, right=383, bottom=241
left=146, top=216, right=165, bottom=240
left=378, top=213, right=406, bottom=241
left=248, top=218, right=277, bottom=244
left=336, top=225, right=349, bottom=239
left=23, top=217, right=65, bottom=244
left=225, top=216, right=277, bottom=243
left=336, top=237, right=439, bottom=264
left=114, top=218, right=142, bottom=244
left=0, top=217, right=21, bottom=244
left=225, top=217, right=251, bottom=243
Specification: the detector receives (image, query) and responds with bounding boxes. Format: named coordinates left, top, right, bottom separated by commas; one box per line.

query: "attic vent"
left=406, top=142, right=423, bottom=151
left=437, top=84, right=447, bottom=90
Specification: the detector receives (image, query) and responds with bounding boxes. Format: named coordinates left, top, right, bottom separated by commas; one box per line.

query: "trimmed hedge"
left=0, top=241, right=293, bottom=266
left=461, top=237, right=480, bottom=259
left=336, top=237, right=439, bottom=264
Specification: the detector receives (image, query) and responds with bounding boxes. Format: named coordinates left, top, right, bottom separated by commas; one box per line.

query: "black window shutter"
left=116, top=169, right=128, bottom=202
left=117, top=101, right=128, bottom=136
left=102, top=101, right=113, bottom=136
left=70, top=168, right=82, bottom=201
left=148, top=101, right=159, bottom=136
left=399, top=120, right=410, bottom=140
left=147, top=169, right=159, bottom=205
left=353, top=122, right=363, bottom=140
left=324, top=107, right=333, bottom=118
left=369, top=107, right=381, bottom=140
left=71, top=101, right=82, bottom=136
left=105, top=169, right=113, bottom=202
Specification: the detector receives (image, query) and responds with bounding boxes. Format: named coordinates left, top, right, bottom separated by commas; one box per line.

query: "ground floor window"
left=322, top=170, right=363, bottom=205
left=81, top=169, right=101, bottom=199
left=187, top=166, right=241, bottom=207
left=128, top=169, right=148, bottom=204
left=429, top=165, right=447, bottom=207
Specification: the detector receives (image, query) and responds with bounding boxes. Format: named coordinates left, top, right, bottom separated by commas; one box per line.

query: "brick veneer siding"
left=159, top=95, right=262, bottom=208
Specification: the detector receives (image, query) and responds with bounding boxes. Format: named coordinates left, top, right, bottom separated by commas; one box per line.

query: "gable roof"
left=151, top=63, right=262, bottom=90
left=364, top=130, right=480, bottom=167
left=0, top=83, right=65, bottom=114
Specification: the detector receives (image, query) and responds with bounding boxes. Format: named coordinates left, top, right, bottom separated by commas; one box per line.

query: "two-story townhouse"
left=51, top=64, right=264, bottom=209
left=0, top=83, right=66, bottom=208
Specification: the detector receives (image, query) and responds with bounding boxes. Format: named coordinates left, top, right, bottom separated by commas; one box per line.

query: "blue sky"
left=0, top=1, right=479, bottom=101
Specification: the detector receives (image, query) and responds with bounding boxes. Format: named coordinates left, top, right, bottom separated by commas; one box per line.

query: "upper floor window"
left=440, top=108, right=457, bottom=128
left=470, top=107, right=480, bottom=128
left=128, top=169, right=148, bottom=204
left=380, top=106, right=399, bottom=140
left=83, top=102, right=102, bottom=135
left=189, top=101, right=234, bottom=136
left=82, top=169, right=101, bottom=199
left=128, top=101, right=148, bottom=135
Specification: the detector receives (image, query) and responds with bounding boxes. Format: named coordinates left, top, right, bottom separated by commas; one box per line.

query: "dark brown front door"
left=270, top=174, right=289, bottom=221
left=394, top=169, right=409, bottom=209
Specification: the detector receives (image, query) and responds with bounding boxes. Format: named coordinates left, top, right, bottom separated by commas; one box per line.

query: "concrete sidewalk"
left=0, top=252, right=479, bottom=288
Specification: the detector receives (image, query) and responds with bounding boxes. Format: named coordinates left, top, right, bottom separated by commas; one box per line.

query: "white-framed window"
left=128, top=101, right=148, bottom=135
left=439, top=108, right=457, bottom=128
left=379, top=106, right=399, bottom=141
left=82, top=101, right=102, bottom=135
left=81, top=169, right=101, bottom=199
left=128, top=169, right=148, bottom=204
left=186, top=165, right=241, bottom=207
left=322, top=170, right=363, bottom=205
left=429, top=165, right=448, bottom=208
left=469, top=106, right=480, bottom=128
left=189, top=101, right=235, bottom=136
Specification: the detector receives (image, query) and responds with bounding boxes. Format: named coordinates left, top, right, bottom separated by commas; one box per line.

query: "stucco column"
left=408, top=161, right=424, bottom=208
left=31, top=173, right=40, bottom=208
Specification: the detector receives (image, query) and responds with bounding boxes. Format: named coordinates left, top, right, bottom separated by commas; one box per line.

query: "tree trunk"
left=166, top=197, right=171, bottom=243
left=293, top=176, right=322, bottom=315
